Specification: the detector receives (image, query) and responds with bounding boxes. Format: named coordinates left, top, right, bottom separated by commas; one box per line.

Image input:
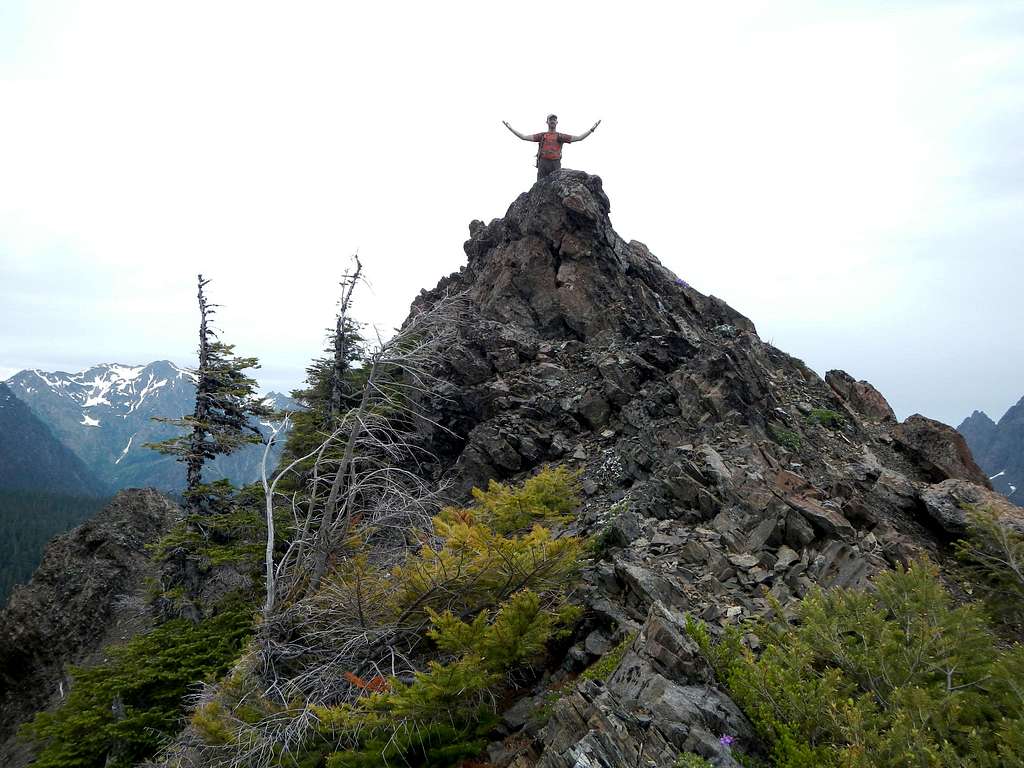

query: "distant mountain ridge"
left=0, top=382, right=106, bottom=496
left=4, top=361, right=300, bottom=493
left=0, top=382, right=110, bottom=605
left=958, top=397, right=1024, bottom=505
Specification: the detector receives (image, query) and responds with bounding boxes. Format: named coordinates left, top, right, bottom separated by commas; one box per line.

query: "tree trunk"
left=187, top=275, right=212, bottom=517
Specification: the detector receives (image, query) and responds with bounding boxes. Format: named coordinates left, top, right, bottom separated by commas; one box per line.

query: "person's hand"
left=591, top=120, right=602, bottom=131
left=503, top=120, right=512, bottom=130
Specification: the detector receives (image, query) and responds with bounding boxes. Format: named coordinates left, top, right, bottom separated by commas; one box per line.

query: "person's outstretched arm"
left=570, top=120, right=602, bottom=142
left=503, top=121, right=537, bottom=141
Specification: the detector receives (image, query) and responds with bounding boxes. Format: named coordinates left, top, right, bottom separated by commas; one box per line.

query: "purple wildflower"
left=675, top=277, right=690, bottom=288
left=719, top=735, right=735, bottom=748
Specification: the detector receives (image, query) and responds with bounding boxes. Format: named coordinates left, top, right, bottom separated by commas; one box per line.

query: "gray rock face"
left=919, top=478, right=1024, bottom=537
left=536, top=608, right=754, bottom=768
left=0, top=490, right=178, bottom=767
left=8, top=172, right=980, bottom=767
left=825, top=369, right=896, bottom=423
left=403, top=172, right=962, bottom=766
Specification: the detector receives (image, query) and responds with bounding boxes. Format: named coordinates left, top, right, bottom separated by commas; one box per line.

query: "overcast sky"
left=1, top=1, right=1021, bottom=427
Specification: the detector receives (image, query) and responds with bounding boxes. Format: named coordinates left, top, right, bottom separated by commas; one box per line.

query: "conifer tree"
left=280, top=259, right=365, bottom=468
left=149, top=275, right=269, bottom=516
left=292, top=257, right=364, bottom=421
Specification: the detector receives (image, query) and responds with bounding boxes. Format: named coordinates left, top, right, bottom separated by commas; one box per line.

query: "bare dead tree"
left=257, top=291, right=467, bottom=616
left=158, top=291, right=472, bottom=768
left=330, top=256, right=363, bottom=422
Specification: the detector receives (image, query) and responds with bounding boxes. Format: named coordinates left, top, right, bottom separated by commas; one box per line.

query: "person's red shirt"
left=532, top=131, right=573, bottom=160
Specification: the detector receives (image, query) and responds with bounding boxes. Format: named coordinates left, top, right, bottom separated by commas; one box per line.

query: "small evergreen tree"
left=280, top=259, right=366, bottom=471
left=688, top=560, right=1024, bottom=768
left=149, top=275, right=269, bottom=517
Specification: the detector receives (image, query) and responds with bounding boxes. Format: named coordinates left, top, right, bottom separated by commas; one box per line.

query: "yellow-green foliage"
left=469, top=466, right=580, bottom=533
left=807, top=409, right=845, bottom=429
left=197, top=467, right=586, bottom=768
left=689, top=561, right=1024, bottom=768
left=312, top=588, right=582, bottom=767
left=580, top=632, right=637, bottom=683
left=955, top=505, right=1024, bottom=628
left=676, top=754, right=715, bottom=768
left=389, top=506, right=585, bottom=624
left=427, top=589, right=582, bottom=673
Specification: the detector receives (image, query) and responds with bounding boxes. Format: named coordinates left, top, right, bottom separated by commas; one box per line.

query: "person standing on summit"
left=503, top=114, right=601, bottom=180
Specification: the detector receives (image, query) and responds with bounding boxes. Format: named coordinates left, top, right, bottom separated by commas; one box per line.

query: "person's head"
left=546, top=114, right=557, bottom=130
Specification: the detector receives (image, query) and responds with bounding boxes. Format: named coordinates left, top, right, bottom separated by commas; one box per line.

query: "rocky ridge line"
left=0, top=490, right=179, bottom=767
left=405, top=170, right=1021, bottom=766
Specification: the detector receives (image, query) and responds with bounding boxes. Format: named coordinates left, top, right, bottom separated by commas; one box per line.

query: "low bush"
left=688, top=561, right=1024, bottom=768
left=579, top=632, right=637, bottom=683
left=192, top=466, right=586, bottom=768
left=767, top=423, right=801, bottom=452
left=676, top=753, right=715, bottom=768
left=21, top=599, right=254, bottom=768
left=807, top=409, right=845, bottom=429
left=955, top=505, right=1024, bottom=629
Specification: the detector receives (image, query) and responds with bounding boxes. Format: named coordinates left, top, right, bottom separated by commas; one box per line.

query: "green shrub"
left=580, top=632, right=637, bottom=683
left=687, top=561, right=1024, bottom=768
left=468, top=466, right=581, bottom=534
left=196, top=467, right=586, bottom=768
left=768, top=423, right=801, bottom=452
left=676, top=753, right=715, bottom=768
left=21, top=599, right=254, bottom=768
left=149, top=481, right=275, bottom=567
left=807, top=409, right=845, bottom=429
left=955, top=505, right=1024, bottom=629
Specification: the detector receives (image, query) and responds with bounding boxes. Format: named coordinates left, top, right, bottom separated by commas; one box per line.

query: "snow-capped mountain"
left=5, top=362, right=300, bottom=493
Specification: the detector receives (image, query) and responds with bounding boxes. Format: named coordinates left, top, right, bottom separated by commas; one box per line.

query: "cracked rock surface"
left=406, top=170, right=1000, bottom=766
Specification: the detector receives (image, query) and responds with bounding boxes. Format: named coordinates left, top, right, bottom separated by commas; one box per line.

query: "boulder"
left=893, top=414, right=992, bottom=488
left=537, top=607, right=755, bottom=768
left=825, top=369, right=896, bottom=422
left=919, top=478, right=1024, bottom=536
left=784, top=494, right=855, bottom=541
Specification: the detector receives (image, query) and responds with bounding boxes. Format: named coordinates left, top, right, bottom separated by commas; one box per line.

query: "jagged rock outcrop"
left=5, top=171, right=1002, bottom=767
left=403, top=170, right=995, bottom=765
left=0, top=489, right=179, bottom=767
left=825, top=369, right=896, bottom=423
left=893, top=414, right=992, bottom=488
left=919, top=478, right=1024, bottom=536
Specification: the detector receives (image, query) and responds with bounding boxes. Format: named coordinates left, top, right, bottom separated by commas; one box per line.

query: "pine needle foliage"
left=190, top=467, right=585, bottom=768
left=20, top=599, right=254, bottom=768
left=147, top=275, right=268, bottom=516
left=469, top=466, right=581, bottom=533
left=688, top=561, right=1024, bottom=768
left=955, top=505, right=1024, bottom=629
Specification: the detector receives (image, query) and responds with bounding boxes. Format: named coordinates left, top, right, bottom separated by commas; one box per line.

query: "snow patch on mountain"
left=115, top=434, right=136, bottom=465
left=4, top=363, right=302, bottom=492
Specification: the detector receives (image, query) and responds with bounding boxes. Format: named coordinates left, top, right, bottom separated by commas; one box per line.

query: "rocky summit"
left=4, top=171, right=1021, bottom=768
left=403, top=170, right=1022, bottom=765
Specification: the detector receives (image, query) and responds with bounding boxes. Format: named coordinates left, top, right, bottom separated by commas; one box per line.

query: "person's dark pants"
left=537, top=158, right=561, bottom=180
